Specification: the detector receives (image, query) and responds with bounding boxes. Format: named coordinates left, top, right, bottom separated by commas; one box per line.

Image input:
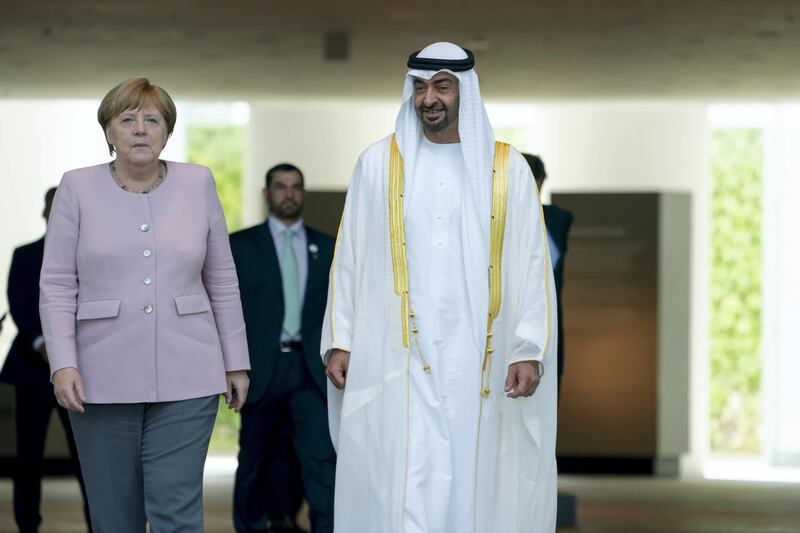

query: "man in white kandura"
left=321, top=41, right=558, bottom=533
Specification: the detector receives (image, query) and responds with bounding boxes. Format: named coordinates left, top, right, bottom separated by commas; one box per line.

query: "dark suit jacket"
left=230, top=222, right=335, bottom=403
left=543, top=204, right=573, bottom=379
left=0, top=238, right=51, bottom=387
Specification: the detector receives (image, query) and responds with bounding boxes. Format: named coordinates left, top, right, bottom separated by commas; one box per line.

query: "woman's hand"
left=52, top=367, right=86, bottom=413
left=225, top=371, right=249, bottom=413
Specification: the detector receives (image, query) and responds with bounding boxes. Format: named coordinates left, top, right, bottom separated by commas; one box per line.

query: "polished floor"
left=1, top=474, right=799, bottom=532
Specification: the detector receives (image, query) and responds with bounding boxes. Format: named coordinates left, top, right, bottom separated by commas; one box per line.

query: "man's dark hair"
left=522, top=153, right=547, bottom=182
left=44, top=186, right=57, bottom=206
left=265, top=163, right=305, bottom=188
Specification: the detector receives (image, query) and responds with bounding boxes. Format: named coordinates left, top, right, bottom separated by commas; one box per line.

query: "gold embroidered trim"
left=389, top=135, right=411, bottom=349
left=473, top=141, right=511, bottom=531
left=480, top=141, right=510, bottom=398
left=389, top=136, right=432, bottom=372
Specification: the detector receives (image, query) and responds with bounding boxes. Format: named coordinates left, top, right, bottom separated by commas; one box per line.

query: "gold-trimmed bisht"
left=389, top=135, right=431, bottom=373
left=388, top=136, right=510, bottom=380
left=472, top=141, right=510, bottom=533
left=480, top=141, right=510, bottom=398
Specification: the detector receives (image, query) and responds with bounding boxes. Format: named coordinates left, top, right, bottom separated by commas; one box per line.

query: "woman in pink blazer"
left=39, top=78, right=250, bottom=532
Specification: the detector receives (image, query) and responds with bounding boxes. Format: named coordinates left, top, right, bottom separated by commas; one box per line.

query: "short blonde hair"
left=97, top=78, right=177, bottom=155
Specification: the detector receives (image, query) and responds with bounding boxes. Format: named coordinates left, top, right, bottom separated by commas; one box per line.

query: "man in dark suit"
left=231, top=163, right=336, bottom=533
left=0, top=187, right=91, bottom=533
left=523, top=154, right=574, bottom=400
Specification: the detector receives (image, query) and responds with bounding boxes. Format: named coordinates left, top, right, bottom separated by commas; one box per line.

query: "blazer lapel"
left=302, top=226, right=322, bottom=320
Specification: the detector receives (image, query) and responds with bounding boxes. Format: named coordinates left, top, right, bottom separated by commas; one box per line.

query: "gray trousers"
left=69, top=395, right=218, bottom=533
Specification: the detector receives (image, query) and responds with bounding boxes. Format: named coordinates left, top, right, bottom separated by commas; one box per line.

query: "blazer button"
left=143, top=276, right=152, bottom=285
left=140, top=223, right=150, bottom=232
left=143, top=304, right=153, bottom=314
left=143, top=249, right=152, bottom=257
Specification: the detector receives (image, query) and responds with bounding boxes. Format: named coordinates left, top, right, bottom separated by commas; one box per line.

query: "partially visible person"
left=231, top=163, right=335, bottom=533
left=1, top=187, right=92, bottom=533
left=523, top=153, right=574, bottom=400
left=39, top=78, right=250, bottom=532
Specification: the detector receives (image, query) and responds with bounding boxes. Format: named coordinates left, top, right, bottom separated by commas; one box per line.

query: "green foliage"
left=187, top=126, right=244, bottom=232
left=709, top=129, right=763, bottom=454
left=186, top=124, right=245, bottom=453
left=209, top=396, right=242, bottom=453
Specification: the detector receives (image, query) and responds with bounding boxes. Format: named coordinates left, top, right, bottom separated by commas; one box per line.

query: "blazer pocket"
left=174, top=294, right=211, bottom=315
left=76, top=299, right=121, bottom=320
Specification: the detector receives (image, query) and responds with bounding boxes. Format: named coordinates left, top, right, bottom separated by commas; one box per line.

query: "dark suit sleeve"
left=7, top=247, right=42, bottom=348
left=563, top=210, right=574, bottom=253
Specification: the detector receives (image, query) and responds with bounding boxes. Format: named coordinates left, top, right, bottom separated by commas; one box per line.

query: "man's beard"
left=270, top=200, right=302, bottom=220
left=418, top=103, right=455, bottom=133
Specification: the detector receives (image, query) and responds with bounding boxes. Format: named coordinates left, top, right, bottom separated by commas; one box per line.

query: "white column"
left=244, top=99, right=397, bottom=226
left=763, top=105, right=800, bottom=467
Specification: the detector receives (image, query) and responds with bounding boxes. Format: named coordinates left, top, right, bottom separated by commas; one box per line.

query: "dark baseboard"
left=0, top=457, right=78, bottom=478
left=557, top=456, right=654, bottom=475
left=0, top=456, right=654, bottom=478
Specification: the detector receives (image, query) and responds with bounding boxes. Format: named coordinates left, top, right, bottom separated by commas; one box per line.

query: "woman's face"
left=105, top=106, right=168, bottom=165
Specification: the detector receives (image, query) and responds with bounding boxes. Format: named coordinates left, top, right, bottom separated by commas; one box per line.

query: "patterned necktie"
left=281, top=228, right=301, bottom=337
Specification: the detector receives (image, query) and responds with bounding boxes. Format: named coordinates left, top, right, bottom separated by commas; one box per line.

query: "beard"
left=270, top=200, right=302, bottom=220
left=417, top=102, right=456, bottom=133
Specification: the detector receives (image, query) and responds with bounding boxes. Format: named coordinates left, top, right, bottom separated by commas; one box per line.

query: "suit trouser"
left=68, top=395, right=218, bottom=533
left=14, top=386, right=91, bottom=532
left=234, top=351, right=335, bottom=533
left=265, top=418, right=305, bottom=520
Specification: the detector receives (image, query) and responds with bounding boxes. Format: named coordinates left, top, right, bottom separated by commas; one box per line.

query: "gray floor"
left=1, top=474, right=799, bottom=532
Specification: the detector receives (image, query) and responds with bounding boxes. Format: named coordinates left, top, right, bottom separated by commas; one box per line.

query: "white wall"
left=244, top=100, right=398, bottom=224
left=754, top=106, right=800, bottom=468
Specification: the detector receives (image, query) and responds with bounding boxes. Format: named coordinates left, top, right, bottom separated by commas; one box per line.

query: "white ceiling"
left=2, top=0, right=800, bottom=100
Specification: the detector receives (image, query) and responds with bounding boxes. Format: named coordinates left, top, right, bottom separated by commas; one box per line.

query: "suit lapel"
left=543, top=207, right=566, bottom=271
left=303, top=226, right=323, bottom=325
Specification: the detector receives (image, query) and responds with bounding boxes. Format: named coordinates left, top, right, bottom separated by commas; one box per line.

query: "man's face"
left=264, top=170, right=304, bottom=221
left=413, top=72, right=460, bottom=136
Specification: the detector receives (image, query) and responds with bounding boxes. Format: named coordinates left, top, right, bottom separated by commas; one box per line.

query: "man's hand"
left=225, top=371, right=249, bottom=413
left=504, top=361, right=542, bottom=399
left=325, top=349, right=351, bottom=389
left=52, top=367, right=86, bottom=413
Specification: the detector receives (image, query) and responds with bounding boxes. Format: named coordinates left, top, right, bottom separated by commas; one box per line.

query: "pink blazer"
left=39, top=161, right=250, bottom=403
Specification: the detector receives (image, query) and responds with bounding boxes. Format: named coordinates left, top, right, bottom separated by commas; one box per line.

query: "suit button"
left=140, top=223, right=150, bottom=232
left=143, top=249, right=152, bottom=257
left=143, top=305, right=153, bottom=314
left=143, top=276, right=152, bottom=285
